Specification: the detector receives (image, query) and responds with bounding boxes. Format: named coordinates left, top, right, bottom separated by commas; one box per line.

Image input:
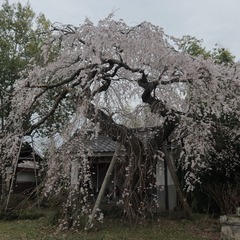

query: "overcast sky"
left=4, top=0, right=240, bottom=60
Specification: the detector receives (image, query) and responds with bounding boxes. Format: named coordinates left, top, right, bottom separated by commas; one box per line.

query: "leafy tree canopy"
left=0, top=0, right=51, bottom=130
left=179, top=35, right=235, bottom=64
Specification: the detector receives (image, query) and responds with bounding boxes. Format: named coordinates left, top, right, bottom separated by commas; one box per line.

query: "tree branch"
left=24, top=88, right=69, bottom=135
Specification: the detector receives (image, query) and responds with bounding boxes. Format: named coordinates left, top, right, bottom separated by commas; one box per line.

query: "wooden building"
left=3, top=140, right=42, bottom=195
left=13, top=142, right=41, bottom=194
left=69, top=131, right=177, bottom=210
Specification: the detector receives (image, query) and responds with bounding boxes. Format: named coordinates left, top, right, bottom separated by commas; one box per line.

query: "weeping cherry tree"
left=0, top=15, right=239, bottom=229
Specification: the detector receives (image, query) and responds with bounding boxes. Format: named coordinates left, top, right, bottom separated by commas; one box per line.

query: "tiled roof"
left=66, top=132, right=123, bottom=156
left=67, top=127, right=168, bottom=156
left=87, top=134, right=119, bottom=153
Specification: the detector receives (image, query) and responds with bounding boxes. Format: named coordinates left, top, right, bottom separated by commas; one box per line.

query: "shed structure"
left=68, top=131, right=176, bottom=211
left=0, top=136, right=42, bottom=196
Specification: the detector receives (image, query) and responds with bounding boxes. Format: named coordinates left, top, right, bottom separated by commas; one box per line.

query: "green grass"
left=0, top=210, right=220, bottom=240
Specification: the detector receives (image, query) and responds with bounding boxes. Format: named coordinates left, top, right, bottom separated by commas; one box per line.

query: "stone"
left=237, top=208, right=240, bottom=217
left=220, top=215, right=240, bottom=240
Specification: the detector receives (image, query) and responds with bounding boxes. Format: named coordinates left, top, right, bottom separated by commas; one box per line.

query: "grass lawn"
left=0, top=209, right=220, bottom=240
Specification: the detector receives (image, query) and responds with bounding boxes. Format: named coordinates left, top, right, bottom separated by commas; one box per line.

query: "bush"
left=204, top=183, right=240, bottom=215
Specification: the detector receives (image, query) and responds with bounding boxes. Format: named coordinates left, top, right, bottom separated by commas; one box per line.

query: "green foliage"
left=211, top=45, right=235, bottom=64
left=179, top=35, right=211, bottom=59
left=0, top=0, right=51, bottom=130
left=179, top=35, right=235, bottom=64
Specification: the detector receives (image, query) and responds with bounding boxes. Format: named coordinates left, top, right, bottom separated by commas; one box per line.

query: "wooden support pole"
left=162, top=145, right=192, bottom=217
left=31, top=135, right=40, bottom=207
left=5, top=137, right=23, bottom=213
left=86, top=142, right=122, bottom=230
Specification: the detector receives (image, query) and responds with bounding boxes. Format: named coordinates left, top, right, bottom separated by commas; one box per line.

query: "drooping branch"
left=24, top=88, right=69, bottom=135
left=29, top=62, right=95, bottom=89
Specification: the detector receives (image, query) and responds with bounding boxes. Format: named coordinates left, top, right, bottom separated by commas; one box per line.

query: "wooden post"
left=86, top=142, right=122, bottom=230
left=31, top=135, right=40, bottom=207
left=0, top=91, right=4, bottom=132
left=5, top=137, right=23, bottom=213
left=162, top=145, right=192, bottom=217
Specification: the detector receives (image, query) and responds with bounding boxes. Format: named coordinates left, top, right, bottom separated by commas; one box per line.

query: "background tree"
left=0, top=17, right=239, bottom=229
left=179, top=35, right=235, bottom=64
left=211, top=45, right=235, bottom=65
left=0, top=0, right=51, bottom=132
left=179, top=35, right=211, bottom=59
